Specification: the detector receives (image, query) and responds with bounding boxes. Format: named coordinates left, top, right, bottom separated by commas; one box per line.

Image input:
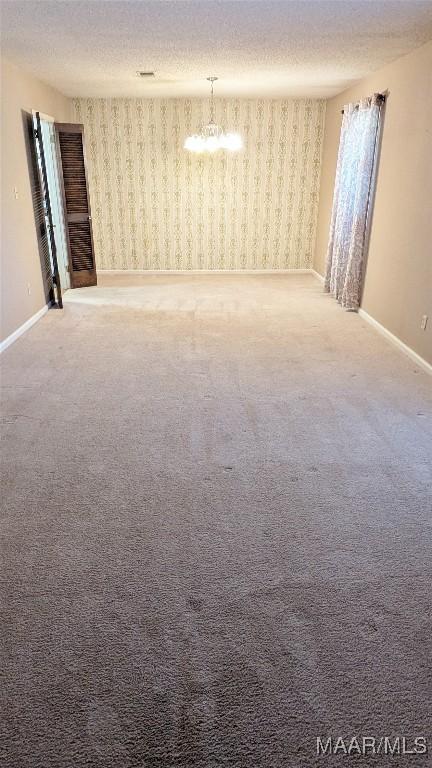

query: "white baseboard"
left=358, top=308, right=431, bottom=375
left=307, top=270, right=430, bottom=374
left=310, top=269, right=325, bottom=283
left=0, top=304, right=48, bottom=354
left=98, top=268, right=315, bottom=275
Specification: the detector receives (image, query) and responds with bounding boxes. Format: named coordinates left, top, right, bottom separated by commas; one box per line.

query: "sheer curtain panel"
left=324, top=94, right=384, bottom=310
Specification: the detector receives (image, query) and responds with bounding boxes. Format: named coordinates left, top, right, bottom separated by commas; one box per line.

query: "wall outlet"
left=13, top=187, right=19, bottom=200
left=27, top=283, right=31, bottom=296
left=421, top=315, right=428, bottom=331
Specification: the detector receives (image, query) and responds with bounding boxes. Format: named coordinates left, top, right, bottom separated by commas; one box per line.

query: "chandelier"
left=184, top=77, right=243, bottom=153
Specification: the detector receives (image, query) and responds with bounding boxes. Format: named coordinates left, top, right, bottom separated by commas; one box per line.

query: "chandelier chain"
left=207, top=76, right=217, bottom=123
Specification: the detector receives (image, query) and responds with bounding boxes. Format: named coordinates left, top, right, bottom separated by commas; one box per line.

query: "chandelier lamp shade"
left=184, top=77, right=243, bottom=153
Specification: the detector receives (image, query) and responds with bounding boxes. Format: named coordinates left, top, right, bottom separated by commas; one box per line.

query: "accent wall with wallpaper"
left=73, top=98, right=325, bottom=271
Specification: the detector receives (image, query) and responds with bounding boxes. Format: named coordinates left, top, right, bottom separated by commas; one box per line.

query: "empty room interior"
left=1, top=1, right=432, bottom=765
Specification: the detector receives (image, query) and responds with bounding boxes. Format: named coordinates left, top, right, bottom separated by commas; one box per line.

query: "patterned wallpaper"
left=73, top=98, right=325, bottom=270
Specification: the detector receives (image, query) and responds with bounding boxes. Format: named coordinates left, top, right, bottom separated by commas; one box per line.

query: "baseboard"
left=0, top=304, right=48, bottom=354
left=358, top=309, right=432, bottom=375
left=308, top=271, right=430, bottom=374
left=310, top=269, right=325, bottom=283
left=98, top=268, right=315, bottom=275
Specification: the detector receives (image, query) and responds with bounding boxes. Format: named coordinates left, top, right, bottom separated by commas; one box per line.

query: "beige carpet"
left=1, top=273, right=431, bottom=767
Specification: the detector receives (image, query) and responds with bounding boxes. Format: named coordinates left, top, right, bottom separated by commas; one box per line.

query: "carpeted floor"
left=1, top=274, right=431, bottom=767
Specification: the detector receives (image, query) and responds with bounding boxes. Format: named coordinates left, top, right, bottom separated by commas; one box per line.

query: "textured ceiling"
left=2, top=1, right=432, bottom=99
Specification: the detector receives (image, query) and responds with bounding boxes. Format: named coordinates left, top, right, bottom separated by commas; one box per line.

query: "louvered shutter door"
left=55, top=123, right=97, bottom=288
left=27, top=114, right=55, bottom=305
left=27, top=115, right=54, bottom=304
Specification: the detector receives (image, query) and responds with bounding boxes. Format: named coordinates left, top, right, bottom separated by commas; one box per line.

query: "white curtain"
left=325, top=95, right=382, bottom=310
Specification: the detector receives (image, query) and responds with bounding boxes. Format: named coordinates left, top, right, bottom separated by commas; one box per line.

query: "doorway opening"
left=32, top=111, right=70, bottom=295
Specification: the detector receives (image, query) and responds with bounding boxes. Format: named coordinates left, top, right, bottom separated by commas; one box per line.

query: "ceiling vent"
left=136, top=71, right=155, bottom=78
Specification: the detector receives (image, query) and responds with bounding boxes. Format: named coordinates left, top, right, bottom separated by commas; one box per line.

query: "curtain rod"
left=341, top=93, right=386, bottom=114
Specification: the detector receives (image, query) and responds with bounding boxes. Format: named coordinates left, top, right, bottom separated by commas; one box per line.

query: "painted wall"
left=314, top=41, right=432, bottom=364
left=1, top=56, right=71, bottom=342
left=73, top=98, right=325, bottom=270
